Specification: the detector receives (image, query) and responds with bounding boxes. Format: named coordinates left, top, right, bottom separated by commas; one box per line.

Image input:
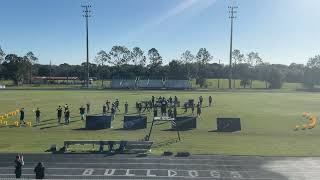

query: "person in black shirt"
left=19, top=108, right=25, bottom=126
left=199, top=96, right=203, bottom=107
left=14, top=155, right=24, bottom=178
left=138, top=103, right=142, bottom=115
left=196, top=102, right=202, bottom=117
left=184, top=102, right=188, bottom=113
left=34, top=162, right=45, bottom=179
left=153, top=107, right=158, bottom=117
left=191, top=103, right=195, bottom=115
left=174, top=96, right=178, bottom=105
left=168, top=108, right=173, bottom=118
left=124, top=101, right=128, bottom=114
left=111, top=105, right=116, bottom=125
left=173, top=106, right=177, bottom=118
left=35, top=108, right=41, bottom=125
left=151, top=96, right=155, bottom=107
left=102, top=104, right=107, bottom=115
left=164, top=100, right=167, bottom=116
left=115, top=99, right=120, bottom=111
left=79, top=106, right=85, bottom=120
left=57, top=106, right=62, bottom=124
left=86, top=103, right=90, bottom=114
left=209, top=96, right=213, bottom=107
left=169, top=96, right=173, bottom=104
left=148, top=101, right=152, bottom=111
left=64, top=109, right=70, bottom=125
left=106, top=100, right=110, bottom=112
left=64, top=104, right=68, bottom=111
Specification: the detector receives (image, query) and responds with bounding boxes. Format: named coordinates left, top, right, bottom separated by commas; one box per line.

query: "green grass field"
left=0, top=89, right=319, bottom=156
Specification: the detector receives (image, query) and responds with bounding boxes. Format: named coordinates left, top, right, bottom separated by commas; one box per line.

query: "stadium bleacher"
left=136, top=79, right=149, bottom=88
left=165, top=80, right=191, bottom=89
left=136, top=79, right=164, bottom=89
left=111, top=78, right=190, bottom=89
left=111, top=79, right=136, bottom=89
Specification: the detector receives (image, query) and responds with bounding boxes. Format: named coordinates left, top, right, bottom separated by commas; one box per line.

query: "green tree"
left=247, top=52, right=262, bottom=88
left=24, top=51, right=38, bottom=84
left=255, top=63, right=271, bottom=88
left=3, top=54, right=31, bottom=85
left=247, top=52, right=262, bottom=66
left=237, top=63, right=251, bottom=88
left=307, top=55, right=320, bottom=69
left=0, top=46, right=6, bottom=79
left=0, top=46, right=5, bottom=64
left=180, top=50, right=195, bottom=64
left=180, top=50, right=195, bottom=79
left=147, top=48, right=162, bottom=76
left=286, top=63, right=304, bottom=83
left=95, top=50, right=110, bottom=87
left=195, top=48, right=212, bottom=87
left=131, top=47, right=146, bottom=66
left=196, top=48, right=212, bottom=65
left=232, top=49, right=245, bottom=88
left=108, top=46, right=131, bottom=66
left=268, top=68, right=283, bottom=89
left=304, top=55, right=320, bottom=88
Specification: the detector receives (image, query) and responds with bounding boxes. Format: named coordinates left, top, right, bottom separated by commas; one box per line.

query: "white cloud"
left=123, top=0, right=217, bottom=46
left=149, top=0, right=217, bottom=27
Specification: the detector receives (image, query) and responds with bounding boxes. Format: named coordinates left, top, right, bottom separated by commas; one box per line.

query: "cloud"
left=148, top=0, right=217, bottom=28
left=123, top=0, right=217, bottom=45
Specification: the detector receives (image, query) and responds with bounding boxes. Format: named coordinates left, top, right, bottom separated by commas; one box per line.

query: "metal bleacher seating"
left=111, top=79, right=136, bottom=89
left=165, top=80, right=191, bottom=89
left=136, top=79, right=163, bottom=89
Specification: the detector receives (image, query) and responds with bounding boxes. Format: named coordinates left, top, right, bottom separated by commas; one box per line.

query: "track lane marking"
left=0, top=174, right=287, bottom=179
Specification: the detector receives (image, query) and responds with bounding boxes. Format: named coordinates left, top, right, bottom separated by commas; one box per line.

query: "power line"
left=228, top=5, right=237, bottom=89
left=82, top=5, right=91, bottom=88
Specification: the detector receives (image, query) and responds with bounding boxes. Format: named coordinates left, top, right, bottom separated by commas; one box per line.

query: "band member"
left=209, top=96, right=213, bottom=107
left=79, top=106, right=86, bottom=120
left=19, top=108, right=25, bottom=126
left=124, top=101, right=128, bottom=114
left=35, top=108, right=41, bottom=125
left=57, top=106, right=62, bottom=123
left=34, top=162, right=45, bottom=179
left=197, top=102, right=202, bottom=117
left=14, top=155, right=24, bottom=178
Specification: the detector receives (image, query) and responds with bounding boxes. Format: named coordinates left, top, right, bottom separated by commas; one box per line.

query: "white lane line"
left=1, top=163, right=318, bottom=169
left=0, top=174, right=284, bottom=179
left=2, top=167, right=320, bottom=173
left=1, top=162, right=213, bottom=166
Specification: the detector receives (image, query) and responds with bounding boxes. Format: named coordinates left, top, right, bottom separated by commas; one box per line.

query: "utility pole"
left=82, top=5, right=91, bottom=88
left=228, top=5, right=237, bottom=89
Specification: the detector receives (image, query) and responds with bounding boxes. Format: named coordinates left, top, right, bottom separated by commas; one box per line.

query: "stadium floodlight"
left=82, top=5, right=92, bottom=88
left=228, top=5, right=238, bottom=89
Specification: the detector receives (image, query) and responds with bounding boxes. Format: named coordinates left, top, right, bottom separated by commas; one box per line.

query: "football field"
left=0, top=89, right=320, bottom=156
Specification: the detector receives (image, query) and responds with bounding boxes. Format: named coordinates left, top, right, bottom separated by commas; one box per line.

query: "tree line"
left=0, top=45, right=319, bottom=89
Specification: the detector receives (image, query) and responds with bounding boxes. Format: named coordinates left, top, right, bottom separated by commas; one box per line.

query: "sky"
left=0, top=0, right=319, bottom=65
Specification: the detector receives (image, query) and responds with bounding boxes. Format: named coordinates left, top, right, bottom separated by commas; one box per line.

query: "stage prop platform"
left=172, top=116, right=197, bottom=130
left=123, top=116, right=147, bottom=130
left=86, top=116, right=111, bottom=130
left=216, top=117, right=241, bottom=132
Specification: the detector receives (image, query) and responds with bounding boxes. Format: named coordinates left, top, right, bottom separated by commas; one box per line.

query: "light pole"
left=228, top=6, right=237, bottom=89
left=82, top=5, right=91, bottom=88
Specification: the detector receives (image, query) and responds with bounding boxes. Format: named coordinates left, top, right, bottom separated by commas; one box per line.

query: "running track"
left=0, top=154, right=319, bottom=179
